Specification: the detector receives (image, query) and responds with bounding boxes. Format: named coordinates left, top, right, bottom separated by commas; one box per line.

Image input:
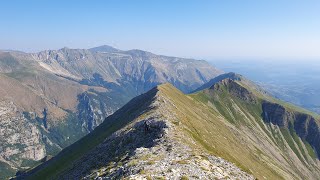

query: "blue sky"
left=1, top=0, right=320, bottom=60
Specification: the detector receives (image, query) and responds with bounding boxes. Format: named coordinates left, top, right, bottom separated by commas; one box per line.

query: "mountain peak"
left=209, top=77, right=258, bottom=103
left=192, top=72, right=243, bottom=93
left=89, top=45, right=121, bottom=53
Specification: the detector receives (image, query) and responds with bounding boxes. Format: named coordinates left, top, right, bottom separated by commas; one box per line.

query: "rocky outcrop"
left=294, top=113, right=320, bottom=157
left=0, top=101, right=46, bottom=174
left=262, top=101, right=320, bottom=157
left=77, top=91, right=116, bottom=133
left=261, top=101, right=291, bottom=127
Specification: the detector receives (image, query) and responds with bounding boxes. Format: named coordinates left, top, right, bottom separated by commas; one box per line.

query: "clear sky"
left=1, top=0, right=320, bottom=60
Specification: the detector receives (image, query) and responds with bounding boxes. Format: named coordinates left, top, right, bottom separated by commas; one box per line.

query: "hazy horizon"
left=1, top=0, right=320, bottom=60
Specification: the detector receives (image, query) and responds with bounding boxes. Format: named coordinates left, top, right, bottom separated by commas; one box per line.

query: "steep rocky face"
left=77, top=91, right=117, bottom=132
left=262, top=101, right=290, bottom=127
left=262, top=101, right=320, bottom=157
left=295, top=114, right=320, bottom=157
left=0, top=101, right=46, bottom=174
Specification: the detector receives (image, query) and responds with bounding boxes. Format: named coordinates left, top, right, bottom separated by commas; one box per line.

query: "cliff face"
left=295, top=114, right=320, bottom=157
left=262, top=101, right=320, bottom=157
left=77, top=92, right=109, bottom=132
left=262, top=101, right=290, bottom=127
left=0, top=101, right=46, bottom=175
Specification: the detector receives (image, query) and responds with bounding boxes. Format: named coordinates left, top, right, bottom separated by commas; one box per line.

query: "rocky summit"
left=24, top=74, right=320, bottom=180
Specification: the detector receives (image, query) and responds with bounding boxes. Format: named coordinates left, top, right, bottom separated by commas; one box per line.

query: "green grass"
left=159, top=81, right=317, bottom=180
left=233, top=80, right=319, bottom=163
left=288, top=124, right=310, bottom=162
left=280, top=128, right=304, bottom=163
left=157, top=84, right=284, bottom=179
left=28, top=82, right=319, bottom=180
left=304, top=141, right=317, bottom=159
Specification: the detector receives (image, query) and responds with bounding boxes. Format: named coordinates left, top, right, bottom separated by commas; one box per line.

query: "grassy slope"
left=159, top=84, right=285, bottom=179
left=239, top=79, right=320, bottom=165
left=28, top=82, right=320, bottom=179
left=187, top=80, right=320, bottom=179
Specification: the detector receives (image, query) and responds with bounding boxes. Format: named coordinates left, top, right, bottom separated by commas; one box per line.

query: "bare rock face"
left=0, top=101, right=46, bottom=171
left=77, top=91, right=116, bottom=132
left=294, top=114, right=320, bottom=157
left=262, top=101, right=320, bottom=157
left=262, top=101, right=290, bottom=127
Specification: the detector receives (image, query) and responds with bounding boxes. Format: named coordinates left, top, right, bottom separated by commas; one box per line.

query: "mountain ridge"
left=0, top=46, right=223, bottom=178
left=23, top=83, right=254, bottom=179
left=24, top=75, right=320, bottom=179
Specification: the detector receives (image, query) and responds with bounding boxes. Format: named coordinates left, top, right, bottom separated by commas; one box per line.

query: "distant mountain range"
left=0, top=46, right=222, bottom=178
left=1, top=46, right=320, bottom=179
left=24, top=73, right=320, bottom=179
